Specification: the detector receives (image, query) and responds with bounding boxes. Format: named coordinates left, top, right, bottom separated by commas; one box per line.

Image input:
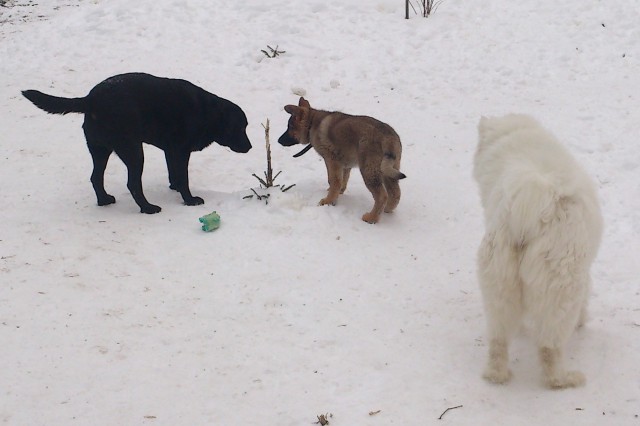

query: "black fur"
left=22, top=72, right=252, bottom=214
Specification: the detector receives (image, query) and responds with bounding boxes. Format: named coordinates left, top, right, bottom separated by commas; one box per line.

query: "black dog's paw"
left=184, top=196, right=204, bottom=206
left=97, top=195, right=116, bottom=206
left=140, top=204, right=162, bottom=214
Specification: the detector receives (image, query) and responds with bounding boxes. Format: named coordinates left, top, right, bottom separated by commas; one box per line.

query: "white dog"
left=473, top=114, right=603, bottom=389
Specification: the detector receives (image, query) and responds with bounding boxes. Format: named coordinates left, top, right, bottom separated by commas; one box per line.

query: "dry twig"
left=314, top=413, right=332, bottom=425
left=245, top=119, right=296, bottom=203
left=261, top=45, right=286, bottom=58
left=406, top=0, right=446, bottom=18
left=438, top=405, right=463, bottom=420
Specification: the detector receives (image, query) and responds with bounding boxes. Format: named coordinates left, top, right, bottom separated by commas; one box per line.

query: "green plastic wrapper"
left=199, top=211, right=221, bottom=232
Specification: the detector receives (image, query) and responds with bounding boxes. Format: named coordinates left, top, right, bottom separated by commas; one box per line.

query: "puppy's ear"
left=298, top=97, right=310, bottom=108
left=284, top=105, right=300, bottom=115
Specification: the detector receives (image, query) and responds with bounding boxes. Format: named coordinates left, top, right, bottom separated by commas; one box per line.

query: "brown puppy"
left=278, top=97, right=406, bottom=224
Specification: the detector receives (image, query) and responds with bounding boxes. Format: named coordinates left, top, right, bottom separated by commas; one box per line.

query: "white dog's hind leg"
left=484, top=338, right=512, bottom=384
left=576, top=276, right=592, bottom=329
left=520, top=221, right=590, bottom=389
left=477, top=232, right=522, bottom=384
left=535, top=307, right=586, bottom=389
left=539, top=346, right=585, bottom=389
left=528, top=275, right=588, bottom=388
left=531, top=290, right=586, bottom=388
left=576, top=303, right=588, bottom=329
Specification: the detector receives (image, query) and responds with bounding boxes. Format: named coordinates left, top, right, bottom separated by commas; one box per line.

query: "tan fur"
left=279, top=97, right=405, bottom=224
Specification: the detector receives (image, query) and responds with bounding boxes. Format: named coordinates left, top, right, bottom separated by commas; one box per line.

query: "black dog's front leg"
left=117, top=145, right=161, bottom=214
left=165, top=151, right=179, bottom=191
left=167, top=150, right=204, bottom=206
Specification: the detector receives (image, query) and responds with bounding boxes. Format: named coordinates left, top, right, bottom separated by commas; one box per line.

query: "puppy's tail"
left=382, top=152, right=407, bottom=180
left=22, top=90, right=87, bottom=115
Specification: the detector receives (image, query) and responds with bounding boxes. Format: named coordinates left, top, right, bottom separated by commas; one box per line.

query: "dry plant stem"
left=438, top=405, right=463, bottom=420
left=409, top=0, right=418, bottom=15
left=261, top=45, right=286, bottom=58
left=424, top=0, right=441, bottom=16
left=315, top=413, right=331, bottom=425
left=407, top=0, right=444, bottom=17
left=251, top=173, right=268, bottom=187
left=245, top=118, right=294, bottom=200
left=262, top=119, right=273, bottom=186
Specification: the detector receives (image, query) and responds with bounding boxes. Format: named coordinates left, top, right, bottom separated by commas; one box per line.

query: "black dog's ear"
left=284, top=105, right=300, bottom=115
left=298, top=97, right=310, bottom=108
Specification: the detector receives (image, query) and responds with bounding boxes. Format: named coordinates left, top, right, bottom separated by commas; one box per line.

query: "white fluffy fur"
left=473, top=114, right=603, bottom=389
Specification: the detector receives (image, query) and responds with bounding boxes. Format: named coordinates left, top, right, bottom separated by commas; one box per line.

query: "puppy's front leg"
left=319, top=159, right=343, bottom=206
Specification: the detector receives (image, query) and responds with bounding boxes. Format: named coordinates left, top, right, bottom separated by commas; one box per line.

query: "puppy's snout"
left=278, top=131, right=298, bottom=146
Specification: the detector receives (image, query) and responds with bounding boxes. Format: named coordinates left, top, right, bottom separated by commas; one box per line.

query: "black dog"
left=22, top=72, right=252, bottom=213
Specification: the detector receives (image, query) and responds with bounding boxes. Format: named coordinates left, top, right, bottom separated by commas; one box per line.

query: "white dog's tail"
left=508, top=176, right=559, bottom=244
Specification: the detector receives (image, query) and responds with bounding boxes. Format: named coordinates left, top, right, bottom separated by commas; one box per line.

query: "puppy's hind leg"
left=382, top=150, right=403, bottom=213
left=477, top=232, right=522, bottom=384
left=383, top=176, right=401, bottom=213
left=361, top=172, right=388, bottom=224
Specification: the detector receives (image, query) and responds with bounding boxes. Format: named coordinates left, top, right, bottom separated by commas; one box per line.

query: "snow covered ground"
left=0, top=0, right=638, bottom=424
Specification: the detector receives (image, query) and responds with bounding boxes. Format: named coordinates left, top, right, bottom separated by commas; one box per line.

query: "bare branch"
left=438, top=405, right=463, bottom=420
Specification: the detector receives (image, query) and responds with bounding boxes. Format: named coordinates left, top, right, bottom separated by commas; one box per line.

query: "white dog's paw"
left=545, top=370, right=585, bottom=389
left=483, top=367, right=513, bottom=384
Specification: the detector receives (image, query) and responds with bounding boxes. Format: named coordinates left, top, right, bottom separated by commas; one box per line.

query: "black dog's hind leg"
left=116, top=144, right=161, bottom=214
left=87, top=144, right=116, bottom=206
left=166, top=150, right=204, bottom=206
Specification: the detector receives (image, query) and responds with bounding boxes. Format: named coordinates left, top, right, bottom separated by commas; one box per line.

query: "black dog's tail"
left=22, top=90, right=87, bottom=115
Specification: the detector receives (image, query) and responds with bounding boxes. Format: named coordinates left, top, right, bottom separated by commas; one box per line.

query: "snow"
left=0, top=0, right=638, bottom=424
